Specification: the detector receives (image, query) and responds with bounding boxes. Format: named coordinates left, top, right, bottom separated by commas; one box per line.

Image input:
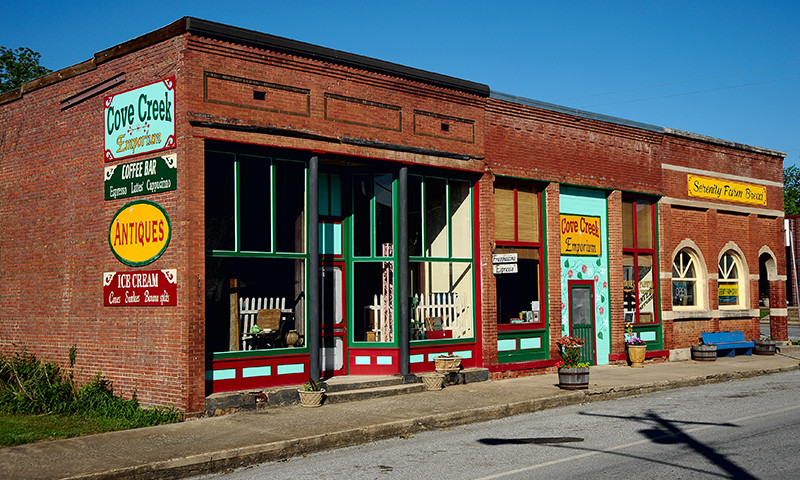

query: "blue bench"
left=701, top=331, right=754, bottom=357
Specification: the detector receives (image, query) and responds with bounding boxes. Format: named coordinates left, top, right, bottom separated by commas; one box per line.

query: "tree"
left=784, top=165, right=800, bottom=216
left=0, top=46, right=52, bottom=93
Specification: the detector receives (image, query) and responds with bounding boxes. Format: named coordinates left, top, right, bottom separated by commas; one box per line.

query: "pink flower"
left=561, top=302, right=566, bottom=310
left=599, top=306, right=604, bottom=315
left=594, top=275, right=599, bottom=283
left=568, top=270, right=573, bottom=278
left=581, top=265, right=588, bottom=274
left=603, top=282, right=607, bottom=288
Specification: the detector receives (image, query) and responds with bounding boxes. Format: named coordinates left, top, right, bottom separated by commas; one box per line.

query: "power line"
left=580, top=75, right=800, bottom=108
left=560, top=61, right=800, bottom=101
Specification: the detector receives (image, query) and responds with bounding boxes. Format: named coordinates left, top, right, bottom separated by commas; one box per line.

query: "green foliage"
left=0, top=46, right=52, bottom=93
left=784, top=165, right=800, bottom=216
left=0, top=350, right=179, bottom=429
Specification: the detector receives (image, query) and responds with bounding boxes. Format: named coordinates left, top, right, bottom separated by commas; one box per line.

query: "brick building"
left=0, top=18, right=787, bottom=413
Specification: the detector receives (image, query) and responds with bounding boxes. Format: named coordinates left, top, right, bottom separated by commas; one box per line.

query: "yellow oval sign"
left=109, top=200, right=171, bottom=266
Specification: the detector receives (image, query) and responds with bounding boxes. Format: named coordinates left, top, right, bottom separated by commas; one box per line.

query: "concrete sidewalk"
left=2, top=347, right=799, bottom=480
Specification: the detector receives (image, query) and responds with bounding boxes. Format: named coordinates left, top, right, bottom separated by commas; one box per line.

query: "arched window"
left=672, top=249, right=702, bottom=308
left=719, top=251, right=746, bottom=308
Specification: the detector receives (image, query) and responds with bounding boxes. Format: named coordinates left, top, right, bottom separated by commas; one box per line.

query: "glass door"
left=568, top=280, right=596, bottom=365
left=320, top=263, right=346, bottom=376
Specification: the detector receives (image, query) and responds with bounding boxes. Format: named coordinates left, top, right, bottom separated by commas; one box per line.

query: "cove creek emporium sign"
left=104, top=77, right=175, bottom=162
left=105, top=154, right=177, bottom=200
left=109, top=200, right=171, bottom=266
left=687, top=174, right=766, bottom=206
left=560, top=214, right=601, bottom=256
left=104, top=269, right=177, bottom=306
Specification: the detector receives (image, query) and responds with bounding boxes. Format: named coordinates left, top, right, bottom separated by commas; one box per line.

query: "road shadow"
left=478, top=410, right=756, bottom=479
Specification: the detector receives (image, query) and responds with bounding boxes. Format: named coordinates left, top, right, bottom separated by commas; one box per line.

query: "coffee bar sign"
left=104, top=77, right=176, bottom=162
left=104, top=269, right=177, bottom=306
left=105, top=154, right=177, bottom=200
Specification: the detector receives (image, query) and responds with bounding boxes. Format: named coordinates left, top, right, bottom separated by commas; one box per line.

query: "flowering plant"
left=625, top=324, right=646, bottom=346
left=557, top=335, right=588, bottom=368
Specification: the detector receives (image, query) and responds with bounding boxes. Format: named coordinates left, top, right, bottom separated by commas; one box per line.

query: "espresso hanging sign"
left=109, top=200, right=171, bottom=266
left=104, top=77, right=176, bottom=162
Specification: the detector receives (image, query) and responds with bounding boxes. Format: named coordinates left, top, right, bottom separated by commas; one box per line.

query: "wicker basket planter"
left=434, top=355, right=463, bottom=373
left=297, top=389, right=326, bottom=407
left=691, top=344, right=717, bottom=361
left=627, top=345, right=647, bottom=368
left=754, top=339, right=777, bottom=355
left=419, top=373, right=445, bottom=390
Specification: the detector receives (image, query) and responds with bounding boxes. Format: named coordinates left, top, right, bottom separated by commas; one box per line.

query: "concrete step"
left=325, top=382, right=426, bottom=404
left=205, top=368, right=490, bottom=415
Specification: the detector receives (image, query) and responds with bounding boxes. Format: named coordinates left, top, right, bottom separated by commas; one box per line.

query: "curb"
left=62, top=363, right=800, bottom=480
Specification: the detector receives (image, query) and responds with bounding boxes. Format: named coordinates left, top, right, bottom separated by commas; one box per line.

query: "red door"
left=320, top=262, right=347, bottom=377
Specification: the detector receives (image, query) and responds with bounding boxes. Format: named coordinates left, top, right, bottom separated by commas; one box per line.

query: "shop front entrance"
left=568, top=280, right=596, bottom=365
left=320, top=263, right=347, bottom=376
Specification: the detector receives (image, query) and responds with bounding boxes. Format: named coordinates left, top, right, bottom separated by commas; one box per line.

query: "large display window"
left=205, top=145, right=308, bottom=354
left=622, top=198, right=658, bottom=324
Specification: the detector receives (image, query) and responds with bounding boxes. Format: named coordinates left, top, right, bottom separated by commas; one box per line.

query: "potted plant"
left=691, top=342, right=717, bottom=361
left=556, top=336, right=590, bottom=390
left=434, top=354, right=463, bottom=373
left=297, top=377, right=326, bottom=407
left=625, top=324, right=647, bottom=368
left=754, top=337, right=777, bottom=355
left=418, top=372, right=446, bottom=390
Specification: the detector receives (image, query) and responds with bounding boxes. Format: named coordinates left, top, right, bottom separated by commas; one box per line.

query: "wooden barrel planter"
left=691, top=344, right=717, bottom=361
left=558, top=367, right=590, bottom=390
left=754, top=340, right=777, bottom=355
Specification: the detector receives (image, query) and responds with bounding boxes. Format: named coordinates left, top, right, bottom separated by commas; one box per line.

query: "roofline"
left=664, top=128, right=786, bottom=158
left=490, top=91, right=663, bottom=133
left=0, top=17, right=489, bottom=106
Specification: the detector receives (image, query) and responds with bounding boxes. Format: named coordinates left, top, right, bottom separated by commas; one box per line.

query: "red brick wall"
left=0, top=35, right=196, bottom=410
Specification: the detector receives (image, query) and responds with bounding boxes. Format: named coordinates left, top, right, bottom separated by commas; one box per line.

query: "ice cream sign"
left=104, top=77, right=175, bottom=162
left=109, top=200, right=171, bottom=266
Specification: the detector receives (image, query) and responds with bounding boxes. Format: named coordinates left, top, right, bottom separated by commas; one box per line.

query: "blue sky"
left=3, top=1, right=798, bottom=167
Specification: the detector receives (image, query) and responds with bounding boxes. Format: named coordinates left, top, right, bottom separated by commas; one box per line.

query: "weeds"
left=0, top=349, right=179, bottom=428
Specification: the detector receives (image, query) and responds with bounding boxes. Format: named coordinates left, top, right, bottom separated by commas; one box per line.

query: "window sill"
left=718, top=308, right=756, bottom=319
left=668, top=309, right=714, bottom=320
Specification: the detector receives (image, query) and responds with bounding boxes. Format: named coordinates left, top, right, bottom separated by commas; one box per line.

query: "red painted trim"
left=472, top=185, right=484, bottom=366
left=347, top=348, right=399, bottom=375
left=497, top=323, right=546, bottom=332
left=409, top=342, right=477, bottom=373
left=209, top=353, right=309, bottom=393
left=486, top=359, right=558, bottom=372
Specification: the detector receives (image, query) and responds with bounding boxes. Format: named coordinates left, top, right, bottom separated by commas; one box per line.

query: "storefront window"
left=672, top=249, right=700, bottom=307
left=409, top=262, right=473, bottom=340
left=409, top=175, right=475, bottom=341
left=494, top=181, right=543, bottom=328
left=352, top=262, right=394, bottom=342
left=719, top=251, right=745, bottom=308
left=206, top=257, right=306, bottom=353
left=205, top=144, right=308, bottom=354
left=354, top=174, right=394, bottom=258
left=622, top=198, right=658, bottom=323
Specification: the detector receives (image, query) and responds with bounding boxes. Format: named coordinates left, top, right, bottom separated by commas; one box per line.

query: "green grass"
left=0, top=348, right=180, bottom=448
left=0, top=413, right=138, bottom=447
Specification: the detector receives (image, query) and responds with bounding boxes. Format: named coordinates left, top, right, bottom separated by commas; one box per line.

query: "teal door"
left=569, top=281, right=596, bottom=365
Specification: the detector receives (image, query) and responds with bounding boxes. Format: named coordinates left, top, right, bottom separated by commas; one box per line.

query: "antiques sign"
left=104, top=269, right=177, bottom=306
left=105, top=154, right=177, bottom=200
left=108, top=200, right=171, bottom=266
left=104, top=77, right=176, bottom=161
left=560, top=214, right=601, bottom=256
left=687, top=174, right=766, bottom=206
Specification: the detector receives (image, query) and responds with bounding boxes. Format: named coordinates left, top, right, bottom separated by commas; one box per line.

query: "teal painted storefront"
left=559, top=187, right=610, bottom=365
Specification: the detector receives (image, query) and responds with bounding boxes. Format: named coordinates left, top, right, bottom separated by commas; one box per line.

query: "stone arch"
left=670, top=239, right=710, bottom=310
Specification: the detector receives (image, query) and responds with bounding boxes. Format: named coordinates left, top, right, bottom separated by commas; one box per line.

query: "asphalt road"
left=195, top=370, right=800, bottom=479
left=761, top=321, right=800, bottom=339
